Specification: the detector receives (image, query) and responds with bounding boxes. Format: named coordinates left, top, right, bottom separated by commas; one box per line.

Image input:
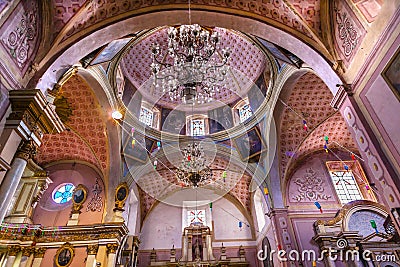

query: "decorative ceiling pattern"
left=135, top=154, right=252, bottom=218
left=121, top=27, right=265, bottom=109
left=35, top=130, right=100, bottom=170
left=52, top=0, right=87, bottom=40
left=295, top=112, right=358, bottom=160
left=36, top=75, right=108, bottom=172
left=51, top=0, right=320, bottom=43
left=279, top=72, right=336, bottom=178
left=291, top=0, right=322, bottom=35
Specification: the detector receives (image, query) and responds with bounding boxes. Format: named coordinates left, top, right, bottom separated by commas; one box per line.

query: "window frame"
left=326, top=160, right=376, bottom=205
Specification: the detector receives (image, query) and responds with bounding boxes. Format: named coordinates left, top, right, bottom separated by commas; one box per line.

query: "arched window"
left=139, top=102, right=160, bottom=129
left=326, top=161, right=375, bottom=205
left=52, top=183, right=75, bottom=204
left=233, top=98, right=253, bottom=124
left=139, top=106, right=154, bottom=127
left=187, top=115, right=208, bottom=136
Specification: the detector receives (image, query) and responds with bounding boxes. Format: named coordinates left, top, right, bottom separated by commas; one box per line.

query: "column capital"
left=34, top=247, right=46, bottom=258
left=7, top=245, right=21, bottom=256
left=15, top=139, right=37, bottom=161
left=106, top=243, right=118, bottom=254
left=22, top=246, right=35, bottom=257
left=87, top=244, right=99, bottom=255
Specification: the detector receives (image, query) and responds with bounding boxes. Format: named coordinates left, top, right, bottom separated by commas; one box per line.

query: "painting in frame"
left=382, top=47, right=400, bottom=101
left=233, top=126, right=266, bottom=161
left=89, top=37, right=132, bottom=65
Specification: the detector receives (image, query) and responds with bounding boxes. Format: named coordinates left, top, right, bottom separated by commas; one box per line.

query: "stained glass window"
left=330, top=171, right=363, bottom=204
left=52, top=183, right=75, bottom=204
left=191, top=119, right=205, bottom=136
left=238, top=103, right=253, bottom=123
left=139, top=107, right=154, bottom=127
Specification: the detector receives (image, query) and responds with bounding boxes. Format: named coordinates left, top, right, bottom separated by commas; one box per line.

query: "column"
left=268, top=208, right=300, bottom=267
left=106, top=243, right=118, bottom=267
left=31, top=248, right=46, bottom=267
left=0, top=140, right=37, bottom=222
left=86, top=244, right=99, bottom=267
left=0, top=89, right=64, bottom=184
left=5, top=245, right=20, bottom=267
left=5, top=172, right=51, bottom=224
left=19, top=247, right=34, bottom=267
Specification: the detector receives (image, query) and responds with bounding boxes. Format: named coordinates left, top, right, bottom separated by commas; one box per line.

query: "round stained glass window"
left=52, top=183, right=75, bottom=204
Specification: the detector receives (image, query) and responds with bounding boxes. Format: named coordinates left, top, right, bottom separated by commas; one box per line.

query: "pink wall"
left=40, top=247, right=87, bottom=267
left=286, top=152, right=376, bottom=267
left=33, top=162, right=105, bottom=226
left=359, top=28, right=400, bottom=169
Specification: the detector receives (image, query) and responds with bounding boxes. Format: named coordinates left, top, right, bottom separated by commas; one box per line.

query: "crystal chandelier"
left=151, top=24, right=230, bottom=104
left=176, top=142, right=212, bottom=187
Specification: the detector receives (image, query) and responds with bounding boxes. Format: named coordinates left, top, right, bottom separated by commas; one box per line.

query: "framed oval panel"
left=115, top=182, right=129, bottom=202
left=55, top=243, right=74, bottom=267
left=72, top=184, right=88, bottom=205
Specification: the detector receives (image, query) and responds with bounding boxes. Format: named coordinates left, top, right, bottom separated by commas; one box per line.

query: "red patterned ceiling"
left=279, top=72, right=357, bottom=179
left=135, top=154, right=253, bottom=219
left=36, top=75, right=108, bottom=173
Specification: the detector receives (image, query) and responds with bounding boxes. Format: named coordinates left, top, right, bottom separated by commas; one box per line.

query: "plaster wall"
left=360, top=32, right=400, bottom=169
left=140, top=197, right=253, bottom=250
left=32, top=163, right=105, bottom=226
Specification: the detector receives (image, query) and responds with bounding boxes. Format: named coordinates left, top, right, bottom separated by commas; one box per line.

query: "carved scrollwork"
left=106, top=243, right=118, bottom=254
left=7, top=245, right=21, bottom=256
left=87, top=244, right=99, bottom=255
left=34, top=247, right=46, bottom=258
left=22, top=246, right=35, bottom=257
left=15, top=139, right=37, bottom=161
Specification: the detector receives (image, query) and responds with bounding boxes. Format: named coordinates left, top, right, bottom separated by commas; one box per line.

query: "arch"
left=35, top=10, right=341, bottom=96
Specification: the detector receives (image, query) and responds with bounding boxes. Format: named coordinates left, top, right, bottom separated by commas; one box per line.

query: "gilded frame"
left=54, top=243, right=74, bottom=267
left=115, top=182, right=129, bottom=210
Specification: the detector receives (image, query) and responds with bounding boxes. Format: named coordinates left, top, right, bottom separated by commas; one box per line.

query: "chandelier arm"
left=153, top=57, right=172, bottom=69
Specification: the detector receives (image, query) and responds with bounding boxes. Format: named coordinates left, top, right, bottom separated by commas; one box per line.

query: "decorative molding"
left=7, top=245, right=21, bottom=256
left=87, top=244, right=99, bottom=255
left=0, top=223, right=128, bottom=244
left=22, top=246, right=35, bottom=257
left=106, top=243, right=118, bottom=254
left=315, top=199, right=388, bottom=226
left=292, top=168, right=332, bottom=202
left=8, top=89, right=65, bottom=136
left=34, top=247, right=46, bottom=258
left=342, top=105, right=400, bottom=206
left=330, top=84, right=352, bottom=109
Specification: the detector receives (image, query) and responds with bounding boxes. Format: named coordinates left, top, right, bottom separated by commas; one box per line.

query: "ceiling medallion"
left=151, top=24, right=231, bottom=104
left=176, top=142, right=212, bottom=187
